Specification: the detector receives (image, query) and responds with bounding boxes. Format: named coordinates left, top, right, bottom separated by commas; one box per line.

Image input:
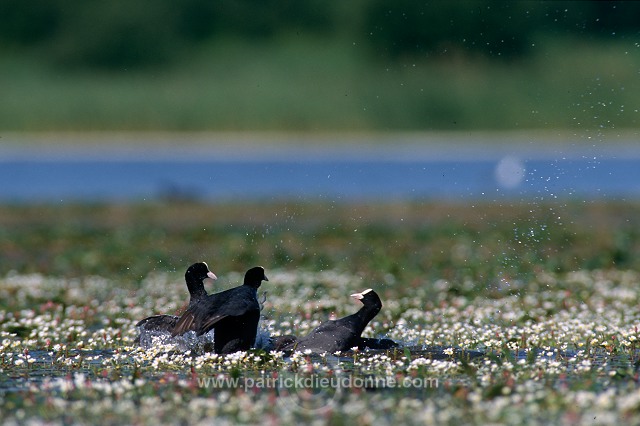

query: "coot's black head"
left=350, top=288, right=381, bottom=308
left=244, top=266, right=268, bottom=288
left=186, top=262, right=217, bottom=282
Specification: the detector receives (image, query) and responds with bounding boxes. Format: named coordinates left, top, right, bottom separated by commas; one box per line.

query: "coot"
left=136, top=262, right=217, bottom=333
left=172, top=266, right=268, bottom=354
left=281, top=288, right=389, bottom=353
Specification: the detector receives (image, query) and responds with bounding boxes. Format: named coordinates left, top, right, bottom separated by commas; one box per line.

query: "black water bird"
left=172, top=266, right=268, bottom=354
left=135, top=262, right=217, bottom=333
left=280, top=288, right=393, bottom=353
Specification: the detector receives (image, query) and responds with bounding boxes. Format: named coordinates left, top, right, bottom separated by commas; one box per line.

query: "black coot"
left=136, top=262, right=217, bottom=333
left=280, top=288, right=392, bottom=353
left=172, top=266, right=268, bottom=354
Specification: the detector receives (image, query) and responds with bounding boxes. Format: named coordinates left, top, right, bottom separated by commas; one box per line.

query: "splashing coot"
left=135, top=262, right=217, bottom=334
left=172, top=266, right=268, bottom=354
left=280, top=288, right=396, bottom=353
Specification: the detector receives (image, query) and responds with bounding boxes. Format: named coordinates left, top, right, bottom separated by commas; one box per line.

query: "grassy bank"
left=1, top=37, right=639, bottom=132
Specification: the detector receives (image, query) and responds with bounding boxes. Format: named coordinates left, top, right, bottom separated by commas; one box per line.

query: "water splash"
left=136, top=327, right=215, bottom=353
left=137, top=325, right=275, bottom=353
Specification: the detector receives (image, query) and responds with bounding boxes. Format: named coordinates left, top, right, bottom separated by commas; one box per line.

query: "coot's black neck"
left=243, top=281, right=262, bottom=289
left=186, top=276, right=207, bottom=300
left=349, top=301, right=382, bottom=335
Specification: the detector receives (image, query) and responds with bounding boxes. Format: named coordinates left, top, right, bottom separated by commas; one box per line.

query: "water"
left=1, top=346, right=634, bottom=395
left=2, top=140, right=639, bottom=202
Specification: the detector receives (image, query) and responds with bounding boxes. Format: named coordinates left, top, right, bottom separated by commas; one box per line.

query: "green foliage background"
left=1, top=1, right=639, bottom=131
left=2, top=1, right=638, bottom=68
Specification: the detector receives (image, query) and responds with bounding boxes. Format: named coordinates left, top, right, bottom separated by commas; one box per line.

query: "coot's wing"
left=136, top=315, right=161, bottom=327
left=293, top=320, right=338, bottom=347
left=171, top=311, right=197, bottom=336
left=197, top=297, right=260, bottom=335
left=171, top=288, right=232, bottom=336
left=197, top=313, right=229, bottom=334
left=309, top=319, right=339, bottom=333
left=136, top=314, right=179, bottom=331
left=294, top=319, right=360, bottom=353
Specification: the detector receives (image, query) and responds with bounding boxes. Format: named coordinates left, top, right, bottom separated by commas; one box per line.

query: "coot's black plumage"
left=273, top=335, right=398, bottom=352
left=171, top=266, right=268, bottom=354
left=281, top=288, right=388, bottom=353
left=135, top=262, right=217, bottom=332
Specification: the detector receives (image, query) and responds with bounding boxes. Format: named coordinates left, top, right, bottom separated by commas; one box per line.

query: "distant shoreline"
left=2, top=130, right=640, bottom=162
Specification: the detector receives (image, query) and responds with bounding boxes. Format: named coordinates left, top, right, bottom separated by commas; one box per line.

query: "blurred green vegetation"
left=1, top=201, right=638, bottom=292
left=0, top=1, right=638, bottom=131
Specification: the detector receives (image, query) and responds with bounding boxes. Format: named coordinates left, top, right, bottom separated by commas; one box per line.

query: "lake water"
left=2, top=137, right=639, bottom=202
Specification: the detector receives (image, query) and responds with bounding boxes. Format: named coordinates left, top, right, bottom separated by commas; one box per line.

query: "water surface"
left=2, top=138, right=639, bottom=202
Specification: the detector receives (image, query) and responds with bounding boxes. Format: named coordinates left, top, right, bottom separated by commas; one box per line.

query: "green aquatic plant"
left=1, top=201, right=640, bottom=423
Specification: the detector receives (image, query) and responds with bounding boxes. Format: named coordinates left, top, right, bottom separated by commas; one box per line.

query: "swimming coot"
left=172, top=266, right=268, bottom=354
left=280, top=288, right=389, bottom=353
left=135, top=262, right=217, bottom=333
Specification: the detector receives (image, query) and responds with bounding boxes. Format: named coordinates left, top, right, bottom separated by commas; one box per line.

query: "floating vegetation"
left=1, top=201, right=639, bottom=423
left=2, top=267, right=640, bottom=424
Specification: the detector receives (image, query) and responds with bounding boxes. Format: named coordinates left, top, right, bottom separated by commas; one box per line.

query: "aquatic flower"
left=4, top=268, right=640, bottom=423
